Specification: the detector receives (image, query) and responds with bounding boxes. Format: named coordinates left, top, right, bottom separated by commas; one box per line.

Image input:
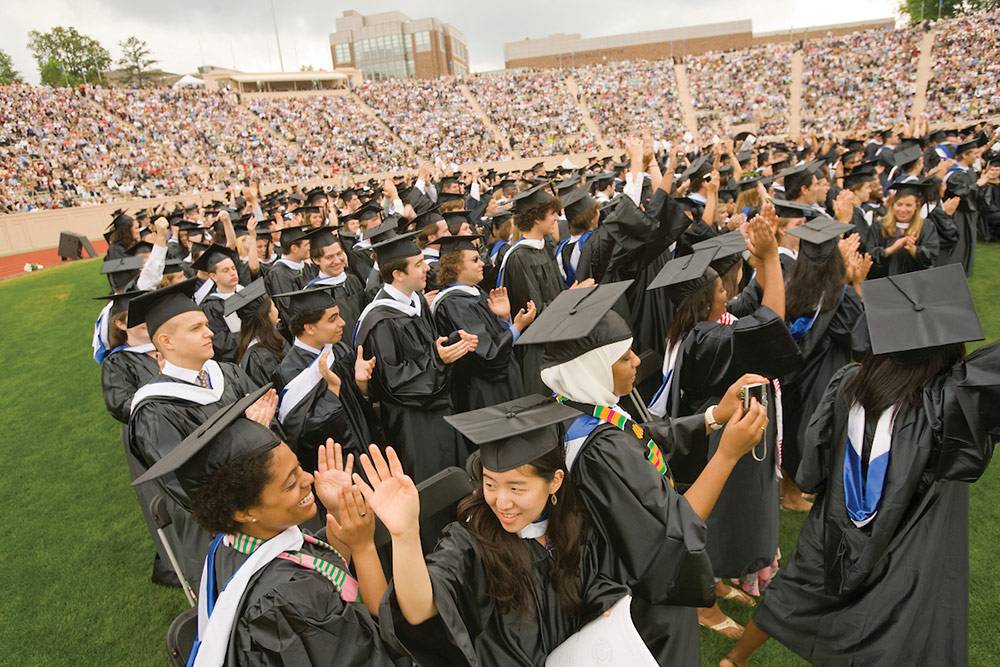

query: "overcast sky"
left=3, top=0, right=899, bottom=83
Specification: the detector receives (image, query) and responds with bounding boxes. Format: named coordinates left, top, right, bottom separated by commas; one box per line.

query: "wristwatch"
left=705, top=405, right=723, bottom=432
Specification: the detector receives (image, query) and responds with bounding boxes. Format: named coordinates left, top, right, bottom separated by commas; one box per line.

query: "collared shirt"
left=383, top=283, right=422, bottom=316
left=292, top=338, right=323, bottom=355
left=162, top=360, right=206, bottom=385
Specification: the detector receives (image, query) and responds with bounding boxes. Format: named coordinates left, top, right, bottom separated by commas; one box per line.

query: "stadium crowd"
left=926, top=11, right=1000, bottom=122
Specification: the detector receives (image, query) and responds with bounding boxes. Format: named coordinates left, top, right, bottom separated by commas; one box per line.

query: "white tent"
left=172, top=74, right=206, bottom=89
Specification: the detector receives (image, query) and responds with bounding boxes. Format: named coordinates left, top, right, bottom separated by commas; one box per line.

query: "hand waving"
left=314, top=439, right=354, bottom=511
left=244, top=388, right=277, bottom=427
left=353, top=445, right=420, bottom=538
left=487, top=287, right=512, bottom=320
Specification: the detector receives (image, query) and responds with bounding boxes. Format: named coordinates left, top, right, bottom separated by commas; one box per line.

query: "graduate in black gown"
left=939, top=137, right=982, bottom=275
left=98, top=290, right=160, bottom=423
left=497, top=183, right=567, bottom=395
left=126, top=279, right=276, bottom=584
left=303, top=228, right=368, bottom=336
left=644, top=221, right=802, bottom=634
left=272, top=286, right=377, bottom=477
left=869, top=180, right=940, bottom=277
left=431, top=235, right=536, bottom=413
left=264, top=226, right=311, bottom=328
left=132, top=390, right=400, bottom=666
left=194, top=244, right=246, bottom=363
left=363, top=406, right=634, bottom=666
left=226, top=280, right=289, bottom=388
left=104, top=209, right=139, bottom=262
left=520, top=281, right=775, bottom=658
left=779, top=217, right=869, bottom=499
left=353, top=232, right=470, bottom=483
left=724, top=265, right=1000, bottom=667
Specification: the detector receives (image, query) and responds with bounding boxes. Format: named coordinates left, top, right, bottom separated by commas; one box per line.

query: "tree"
left=0, top=49, right=22, bottom=84
left=27, top=26, right=112, bottom=86
left=899, top=0, right=999, bottom=22
left=118, top=36, right=158, bottom=87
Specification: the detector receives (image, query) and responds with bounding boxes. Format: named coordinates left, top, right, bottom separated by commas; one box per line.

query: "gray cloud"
left=1, top=0, right=896, bottom=83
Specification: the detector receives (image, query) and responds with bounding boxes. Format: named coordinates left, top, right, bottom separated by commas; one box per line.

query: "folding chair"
left=150, top=495, right=197, bottom=607
left=625, top=348, right=663, bottom=423
left=166, top=607, right=198, bottom=667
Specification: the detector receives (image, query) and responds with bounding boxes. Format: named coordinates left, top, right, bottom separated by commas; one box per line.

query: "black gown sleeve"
left=927, top=339, right=1000, bottom=482
left=241, top=345, right=281, bottom=389
left=101, top=352, right=159, bottom=423
left=366, top=320, right=440, bottom=400
left=436, top=298, right=515, bottom=377
left=238, top=572, right=397, bottom=666
left=928, top=207, right=960, bottom=257
left=202, top=298, right=239, bottom=363
left=502, top=251, right=537, bottom=317
left=796, top=364, right=857, bottom=493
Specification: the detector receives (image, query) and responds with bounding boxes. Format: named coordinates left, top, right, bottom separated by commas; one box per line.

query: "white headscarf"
left=540, top=338, right=633, bottom=406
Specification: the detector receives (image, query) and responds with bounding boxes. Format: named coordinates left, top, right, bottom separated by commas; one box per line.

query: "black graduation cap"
left=560, top=187, right=594, bottom=220
left=843, top=168, right=877, bottom=189
left=529, top=162, right=545, bottom=173
left=888, top=178, right=937, bottom=202
left=779, top=163, right=815, bottom=194
left=436, top=235, right=480, bottom=255
left=985, top=152, right=1000, bottom=167
left=893, top=144, right=923, bottom=168
left=445, top=395, right=579, bottom=473
left=270, top=285, right=338, bottom=317
left=163, top=258, right=185, bottom=275
left=132, top=384, right=281, bottom=502
left=954, top=137, right=981, bottom=155
left=361, top=218, right=400, bottom=243
left=175, top=220, right=202, bottom=233
left=436, top=192, right=466, bottom=206
left=288, top=193, right=306, bottom=204
left=488, top=211, right=513, bottom=231
left=679, top=155, right=712, bottom=181
left=692, top=231, right=747, bottom=276
left=787, top=216, right=853, bottom=261
left=371, top=231, right=422, bottom=263
left=107, top=209, right=133, bottom=233
left=736, top=176, right=763, bottom=191
left=279, top=226, right=310, bottom=246
left=556, top=176, right=580, bottom=193
left=127, top=278, right=200, bottom=334
left=191, top=244, right=239, bottom=272
left=590, top=171, right=615, bottom=189
left=771, top=198, right=821, bottom=220
left=515, top=280, right=633, bottom=350
left=411, top=207, right=445, bottom=230
left=93, top=289, right=146, bottom=317
left=512, top=183, right=556, bottom=213
left=862, top=264, right=983, bottom=356
left=223, top=279, right=268, bottom=320
left=101, top=255, right=145, bottom=275
left=125, top=241, right=154, bottom=256
left=183, top=203, right=199, bottom=213
left=304, top=226, right=340, bottom=252
left=646, top=248, right=717, bottom=305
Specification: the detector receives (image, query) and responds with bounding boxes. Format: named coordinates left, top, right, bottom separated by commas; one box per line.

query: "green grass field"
left=1, top=249, right=997, bottom=666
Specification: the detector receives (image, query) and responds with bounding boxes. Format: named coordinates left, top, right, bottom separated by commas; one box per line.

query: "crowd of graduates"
left=90, top=114, right=1000, bottom=666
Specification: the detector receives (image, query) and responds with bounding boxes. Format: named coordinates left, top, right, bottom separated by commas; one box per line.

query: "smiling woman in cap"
left=870, top=178, right=941, bottom=277
left=133, top=388, right=399, bottom=666
left=726, top=264, right=1000, bottom=667
left=226, top=279, right=289, bottom=388
left=360, top=397, right=634, bottom=666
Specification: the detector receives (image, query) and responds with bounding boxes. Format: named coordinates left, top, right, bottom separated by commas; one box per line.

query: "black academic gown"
left=869, top=222, right=939, bottom=278
left=500, top=244, right=564, bottom=396
left=305, top=273, right=368, bottom=338
left=432, top=286, right=524, bottom=414
left=212, top=534, right=400, bottom=666
left=569, top=414, right=712, bottom=664
left=664, top=308, right=802, bottom=578
left=942, top=169, right=979, bottom=275
left=355, top=290, right=466, bottom=483
left=780, top=287, right=866, bottom=478
left=201, top=292, right=241, bottom=363
left=348, top=246, right=375, bottom=285
left=101, top=346, right=160, bottom=423
left=927, top=205, right=960, bottom=265
left=273, top=342, right=376, bottom=475
left=379, top=522, right=627, bottom=667
left=753, top=342, right=1000, bottom=665
left=239, top=341, right=287, bottom=389
left=264, top=259, right=306, bottom=324
left=127, top=363, right=259, bottom=584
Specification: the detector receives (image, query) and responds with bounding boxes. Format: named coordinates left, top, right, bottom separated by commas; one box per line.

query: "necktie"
left=195, top=369, right=210, bottom=388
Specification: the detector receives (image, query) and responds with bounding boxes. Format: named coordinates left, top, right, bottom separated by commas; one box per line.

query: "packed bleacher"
left=926, top=11, right=1000, bottom=122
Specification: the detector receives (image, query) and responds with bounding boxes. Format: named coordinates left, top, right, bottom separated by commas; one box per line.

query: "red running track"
left=0, top=240, right=108, bottom=280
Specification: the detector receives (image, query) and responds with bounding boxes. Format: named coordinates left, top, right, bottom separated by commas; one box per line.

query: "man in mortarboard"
left=353, top=232, right=473, bottom=483
left=940, top=133, right=986, bottom=275
left=264, top=226, right=311, bottom=332
left=304, top=227, right=368, bottom=335
left=555, top=188, right=600, bottom=289
left=978, top=152, right=1000, bottom=241
left=271, top=286, right=377, bottom=478
left=193, top=244, right=246, bottom=363
left=125, top=279, right=274, bottom=585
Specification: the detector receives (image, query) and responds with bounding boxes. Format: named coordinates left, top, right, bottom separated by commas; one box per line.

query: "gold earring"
left=550, top=493, right=558, bottom=506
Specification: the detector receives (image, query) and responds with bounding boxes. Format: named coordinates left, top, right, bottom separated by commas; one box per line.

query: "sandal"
left=699, top=614, right=744, bottom=640
left=719, top=582, right=757, bottom=607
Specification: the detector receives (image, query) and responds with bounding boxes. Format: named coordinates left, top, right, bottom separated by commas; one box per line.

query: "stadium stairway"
left=911, top=29, right=938, bottom=123
left=562, top=75, right=608, bottom=151
left=344, top=91, right=416, bottom=159
left=790, top=50, right=803, bottom=137
left=672, top=62, right=700, bottom=137
left=457, top=84, right=518, bottom=158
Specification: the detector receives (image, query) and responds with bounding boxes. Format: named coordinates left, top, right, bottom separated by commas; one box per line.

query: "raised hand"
left=718, top=398, right=768, bottom=461
left=326, top=486, right=374, bottom=551
left=716, top=374, right=770, bottom=424
left=513, top=300, right=537, bottom=331
left=314, top=439, right=355, bottom=511
left=353, top=445, right=419, bottom=538
left=838, top=232, right=860, bottom=261
left=244, top=388, right=277, bottom=426
left=354, top=345, right=376, bottom=387
left=318, top=349, right=342, bottom=396
left=436, top=335, right=473, bottom=364
left=942, top=196, right=961, bottom=216
left=833, top=190, right=855, bottom=222
left=487, top=287, right=512, bottom=320
left=745, top=216, right=778, bottom=259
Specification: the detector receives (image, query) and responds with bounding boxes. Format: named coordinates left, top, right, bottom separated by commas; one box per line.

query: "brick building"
left=329, top=10, right=470, bottom=81
left=503, top=17, right=896, bottom=69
